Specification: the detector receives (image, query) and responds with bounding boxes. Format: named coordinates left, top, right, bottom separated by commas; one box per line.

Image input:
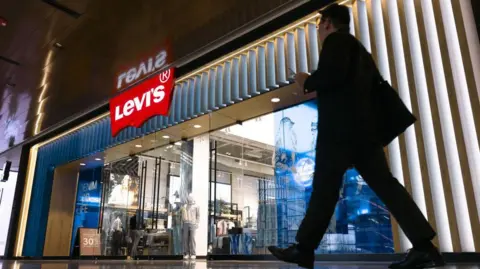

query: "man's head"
left=317, top=3, right=350, bottom=43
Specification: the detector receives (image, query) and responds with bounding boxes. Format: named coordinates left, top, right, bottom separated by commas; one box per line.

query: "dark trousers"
left=296, top=143, right=436, bottom=250
left=111, top=231, right=123, bottom=256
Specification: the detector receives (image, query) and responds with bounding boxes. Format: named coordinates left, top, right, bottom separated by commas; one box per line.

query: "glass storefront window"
left=67, top=139, right=195, bottom=257
left=208, top=99, right=395, bottom=255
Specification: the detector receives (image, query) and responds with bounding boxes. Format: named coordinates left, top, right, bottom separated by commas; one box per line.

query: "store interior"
left=40, top=82, right=395, bottom=257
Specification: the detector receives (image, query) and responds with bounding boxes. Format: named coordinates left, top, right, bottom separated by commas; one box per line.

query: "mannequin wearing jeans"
left=181, top=193, right=200, bottom=260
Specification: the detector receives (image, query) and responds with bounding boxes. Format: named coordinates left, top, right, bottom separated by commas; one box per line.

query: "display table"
left=143, top=231, right=172, bottom=255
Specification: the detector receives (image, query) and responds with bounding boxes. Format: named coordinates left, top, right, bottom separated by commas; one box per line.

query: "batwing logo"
left=109, top=68, right=175, bottom=136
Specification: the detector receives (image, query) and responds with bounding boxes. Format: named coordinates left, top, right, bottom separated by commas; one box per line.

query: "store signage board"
left=116, top=50, right=168, bottom=91
left=109, top=68, right=175, bottom=136
left=79, top=228, right=101, bottom=256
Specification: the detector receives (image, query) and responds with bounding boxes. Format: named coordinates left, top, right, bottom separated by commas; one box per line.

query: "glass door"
left=99, top=156, right=141, bottom=256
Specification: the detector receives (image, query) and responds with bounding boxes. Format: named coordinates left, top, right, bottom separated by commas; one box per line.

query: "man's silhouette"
left=268, top=4, right=445, bottom=269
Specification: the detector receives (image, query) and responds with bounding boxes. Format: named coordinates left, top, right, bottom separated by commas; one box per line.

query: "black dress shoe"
left=389, top=247, right=445, bottom=269
left=268, top=244, right=314, bottom=269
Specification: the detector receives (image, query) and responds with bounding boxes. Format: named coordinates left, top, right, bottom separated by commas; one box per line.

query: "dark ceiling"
left=0, top=0, right=91, bottom=154
left=0, top=0, right=305, bottom=155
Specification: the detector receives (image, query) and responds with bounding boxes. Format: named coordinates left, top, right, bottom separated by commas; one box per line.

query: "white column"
left=439, top=0, right=480, bottom=231
left=192, top=134, right=210, bottom=256
left=420, top=0, right=475, bottom=252
left=403, top=0, right=453, bottom=252
left=386, top=0, right=427, bottom=222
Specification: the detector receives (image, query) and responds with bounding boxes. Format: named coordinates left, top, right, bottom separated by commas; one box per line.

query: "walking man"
left=268, top=4, right=445, bottom=269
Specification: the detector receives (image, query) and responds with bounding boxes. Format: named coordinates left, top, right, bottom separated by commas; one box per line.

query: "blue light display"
left=270, top=100, right=394, bottom=254
left=70, top=167, right=103, bottom=254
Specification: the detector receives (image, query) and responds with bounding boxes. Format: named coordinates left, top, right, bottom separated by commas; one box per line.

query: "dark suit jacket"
left=304, top=31, right=382, bottom=149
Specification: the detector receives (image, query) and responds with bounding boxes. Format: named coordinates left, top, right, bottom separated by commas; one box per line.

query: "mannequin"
left=181, top=193, right=199, bottom=260
left=110, top=213, right=123, bottom=256
left=171, top=191, right=183, bottom=255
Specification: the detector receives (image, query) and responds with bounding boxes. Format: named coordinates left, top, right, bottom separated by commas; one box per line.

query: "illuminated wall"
left=347, top=0, right=480, bottom=252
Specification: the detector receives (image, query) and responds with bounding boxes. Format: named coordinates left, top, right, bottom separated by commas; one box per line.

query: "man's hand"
left=294, top=72, right=310, bottom=90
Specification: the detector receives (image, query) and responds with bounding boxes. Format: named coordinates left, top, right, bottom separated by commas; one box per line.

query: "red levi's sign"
left=109, top=68, right=175, bottom=136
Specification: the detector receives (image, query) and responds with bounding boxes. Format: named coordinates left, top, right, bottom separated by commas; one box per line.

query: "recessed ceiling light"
left=162, top=135, right=170, bottom=139
left=95, top=158, right=102, bottom=161
left=193, top=124, right=201, bottom=129
left=135, top=144, right=142, bottom=148
left=175, top=141, right=182, bottom=146
left=271, top=97, right=280, bottom=103
left=80, top=163, right=86, bottom=166
left=54, top=42, right=63, bottom=48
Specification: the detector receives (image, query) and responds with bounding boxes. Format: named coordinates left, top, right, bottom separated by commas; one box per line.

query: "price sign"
left=79, top=228, right=101, bottom=256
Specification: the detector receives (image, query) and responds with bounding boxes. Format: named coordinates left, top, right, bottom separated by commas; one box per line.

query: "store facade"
left=12, top=0, right=480, bottom=259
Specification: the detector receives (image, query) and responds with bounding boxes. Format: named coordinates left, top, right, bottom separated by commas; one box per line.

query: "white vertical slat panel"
left=170, top=84, right=179, bottom=124
left=295, top=27, right=309, bottom=74
left=182, top=81, right=190, bottom=120
left=266, top=41, right=278, bottom=88
left=357, top=0, right=372, bottom=52
left=457, top=0, right=480, bottom=101
left=256, top=46, right=268, bottom=92
left=248, top=50, right=259, bottom=96
left=201, top=71, right=209, bottom=113
left=439, top=0, right=480, bottom=230
left=275, top=37, right=288, bottom=85
left=370, top=0, right=410, bottom=251
left=348, top=6, right=355, bottom=36
left=386, top=0, right=427, bottom=224
left=223, top=61, right=233, bottom=105
left=239, top=54, right=249, bottom=99
left=439, top=1, right=480, bottom=247
left=194, top=75, right=202, bottom=116
left=231, top=57, right=241, bottom=102
left=188, top=78, right=195, bottom=119
left=403, top=0, right=453, bottom=252
left=285, top=32, right=297, bottom=81
left=208, top=68, right=217, bottom=111
left=305, top=22, right=319, bottom=72
left=420, top=0, right=474, bottom=252
left=215, top=65, right=225, bottom=108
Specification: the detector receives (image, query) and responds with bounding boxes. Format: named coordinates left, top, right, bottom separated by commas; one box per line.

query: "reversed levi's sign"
left=109, top=68, right=175, bottom=136
left=116, top=50, right=168, bottom=91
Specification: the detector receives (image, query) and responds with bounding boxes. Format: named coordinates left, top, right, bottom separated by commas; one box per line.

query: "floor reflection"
left=0, top=261, right=478, bottom=269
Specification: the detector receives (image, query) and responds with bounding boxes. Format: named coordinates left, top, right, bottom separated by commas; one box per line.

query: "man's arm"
left=304, top=33, right=353, bottom=93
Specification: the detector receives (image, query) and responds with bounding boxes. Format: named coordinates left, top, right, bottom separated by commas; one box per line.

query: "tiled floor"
left=0, top=260, right=478, bottom=269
